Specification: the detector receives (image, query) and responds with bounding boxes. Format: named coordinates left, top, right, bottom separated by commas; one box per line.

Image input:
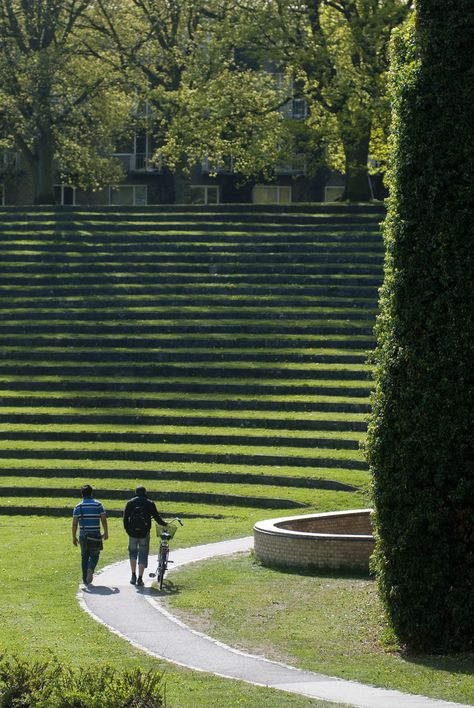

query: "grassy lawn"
left=0, top=205, right=389, bottom=706
left=163, top=554, right=474, bottom=706
left=0, top=515, right=343, bottom=708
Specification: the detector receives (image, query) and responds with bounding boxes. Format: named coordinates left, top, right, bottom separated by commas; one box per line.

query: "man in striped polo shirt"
left=72, top=484, right=108, bottom=586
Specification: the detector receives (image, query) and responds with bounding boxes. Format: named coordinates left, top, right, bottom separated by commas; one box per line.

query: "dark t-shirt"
left=123, top=495, right=166, bottom=538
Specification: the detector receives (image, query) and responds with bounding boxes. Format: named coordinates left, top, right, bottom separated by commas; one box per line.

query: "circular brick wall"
left=254, top=509, right=374, bottom=571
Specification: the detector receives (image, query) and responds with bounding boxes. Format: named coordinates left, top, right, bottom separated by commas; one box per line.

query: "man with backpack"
left=123, top=485, right=167, bottom=587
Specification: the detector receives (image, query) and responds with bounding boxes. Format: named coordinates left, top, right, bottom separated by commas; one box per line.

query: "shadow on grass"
left=140, top=580, right=182, bottom=597
left=252, top=556, right=373, bottom=581
left=402, top=652, right=474, bottom=677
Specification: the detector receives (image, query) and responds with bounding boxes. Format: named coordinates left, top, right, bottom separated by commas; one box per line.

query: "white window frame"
left=54, top=184, right=76, bottom=206
left=324, top=186, right=345, bottom=202
left=108, top=184, right=148, bottom=206
left=190, top=185, right=220, bottom=205
left=0, top=149, right=20, bottom=170
left=276, top=155, right=306, bottom=176
left=291, top=98, right=308, bottom=120
left=252, top=184, right=292, bottom=205
left=113, top=147, right=161, bottom=173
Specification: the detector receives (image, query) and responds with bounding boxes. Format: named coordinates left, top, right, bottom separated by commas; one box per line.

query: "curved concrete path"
left=79, top=537, right=470, bottom=708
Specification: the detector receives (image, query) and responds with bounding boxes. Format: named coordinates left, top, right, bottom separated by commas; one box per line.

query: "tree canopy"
left=0, top=0, right=412, bottom=202
left=0, top=0, right=131, bottom=203
left=236, top=0, right=412, bottom=200
left=92, top=0, right=288, bottom=201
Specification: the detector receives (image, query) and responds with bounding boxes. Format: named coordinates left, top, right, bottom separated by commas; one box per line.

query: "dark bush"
left=366, top=1, right=474, bottom=652
left=0, top=655, right=167, bottom=707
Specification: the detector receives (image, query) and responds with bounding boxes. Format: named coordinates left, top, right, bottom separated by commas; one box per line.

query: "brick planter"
left=253, top=509, right=374, bottom=571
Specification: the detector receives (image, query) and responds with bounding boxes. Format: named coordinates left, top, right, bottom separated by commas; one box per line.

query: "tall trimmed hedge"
left=366, top=2, right=474, bottom=652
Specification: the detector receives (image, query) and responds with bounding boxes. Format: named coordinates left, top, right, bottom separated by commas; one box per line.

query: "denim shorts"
left=128, top=533, right=150, bottom=566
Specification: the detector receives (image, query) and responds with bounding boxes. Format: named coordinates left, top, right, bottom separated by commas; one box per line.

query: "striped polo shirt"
left=73, top=498, right=105, bottom=534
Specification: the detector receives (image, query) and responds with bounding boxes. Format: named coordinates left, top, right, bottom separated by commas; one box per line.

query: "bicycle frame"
left=149, top=517, right=183, bottom=589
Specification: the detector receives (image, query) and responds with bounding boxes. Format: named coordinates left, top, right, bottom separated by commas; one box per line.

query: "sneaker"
left=130, top=572, right=137, bottom=585
left=136, top=576, right=144, bottom=587
left=86, top=568, right=93, bottom=584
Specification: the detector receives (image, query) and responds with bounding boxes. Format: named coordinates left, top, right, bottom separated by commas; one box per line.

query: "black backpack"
left=128, top=500, right=149, bottom=536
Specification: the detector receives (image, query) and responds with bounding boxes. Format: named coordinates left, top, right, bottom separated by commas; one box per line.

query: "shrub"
left=0, top=655, right=167, bottom=707
left=366, top=1, right=474, bottom=652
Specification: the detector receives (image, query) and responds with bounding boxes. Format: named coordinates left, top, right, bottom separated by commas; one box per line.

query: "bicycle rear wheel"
left=157, top=547, right=168, bottom=590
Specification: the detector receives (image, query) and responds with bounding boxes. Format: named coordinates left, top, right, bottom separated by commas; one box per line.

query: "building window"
left=113, top=151, right=160, bottom=173
left=324, top=186, right=344, bottom=202
left=276, top=155, right=306, bottom=176
left=109, top=184, right=147, bottom=206
left=292, top=98, right=308, bottom=120
left=0, top=148, right=20, bottom=170
left=190, top=185, right=220, bottom=205
left=252, top=185, right=291, bottom=205
left=54, top=184, right=76, bottom=205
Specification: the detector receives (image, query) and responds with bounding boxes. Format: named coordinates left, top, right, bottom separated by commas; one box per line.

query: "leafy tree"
left=0, top=0, right=131, bottom=203
left=94, top=0, right=288, bottom=202
left=239, top=0, right=412, bottom=201
left=366, top=4, right=474, bottom=651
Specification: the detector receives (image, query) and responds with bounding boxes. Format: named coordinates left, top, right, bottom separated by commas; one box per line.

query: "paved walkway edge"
left=79, top=537, right=470, bottom=708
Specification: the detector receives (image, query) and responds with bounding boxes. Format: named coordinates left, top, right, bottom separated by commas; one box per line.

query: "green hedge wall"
left=366, top=2, right=474, bottom=652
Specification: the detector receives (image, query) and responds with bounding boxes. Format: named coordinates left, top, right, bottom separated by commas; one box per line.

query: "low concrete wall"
left=253, top=509, right=374, bottom=571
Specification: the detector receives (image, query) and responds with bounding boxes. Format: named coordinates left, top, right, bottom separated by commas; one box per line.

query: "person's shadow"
left=84, top=585, right=120, bottom=595
left=138, top=580, right=181, bottom=597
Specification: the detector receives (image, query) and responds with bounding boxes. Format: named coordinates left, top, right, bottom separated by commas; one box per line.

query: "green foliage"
left=238, top=0, right=412, bottom=199
left=97, top=0, right=288, bottom=185
left=158, top=69, right=287, bottom=179
left=0, top=0, right=132, bottom=202
left=0, top=654, right=166, bottom=707
left=366, top=4, right=474, bottom=652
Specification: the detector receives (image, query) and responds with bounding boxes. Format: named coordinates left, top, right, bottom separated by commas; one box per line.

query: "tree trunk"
left=172, top=159, right=192, bottom=204
left=33, top=133, right=56, bottom=205
left=340, top=117, right=372, bottom=202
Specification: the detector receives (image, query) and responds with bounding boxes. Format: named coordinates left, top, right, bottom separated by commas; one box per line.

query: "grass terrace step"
left=0, top=351, right=370, bottom=364
left=0, top=249, right=383, bottom=260
left=0, top=310, right=377, bottom=322
left=0, top=430, right=361, bottom=450
left=0, top=321, right=376, bottom=334
left=0, top=506, right=226, bottom=518
left=0, top=448, right=368, bottom=470
left=0, top=300, right=378, bottom=312
left=0, top=204, right=383, bottom=516
left=0, top=395, right=372, bottom=413
left=0, top=486, right=308, bottom=510
left=0, top=467, right=359, bottom=490
left=0, top=245, right=385, bottom=257
left=0, top=382, right=372, bottom=398
left=0, top=213, right=382, bottom=224
left=0, top=284, right=380, bottom=298
left=0, top=337, right=375, bottom=350
left=0, top=202, right=385, bottom=213
left=0, top=364, right=372, bottom=381
left=0, top=206, right=385, bottom=218
left=0, top=413, right=367, bottom=431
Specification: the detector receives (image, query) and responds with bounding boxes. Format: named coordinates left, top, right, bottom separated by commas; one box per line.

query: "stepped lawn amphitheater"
left=0, top=203, right=384, bottom=526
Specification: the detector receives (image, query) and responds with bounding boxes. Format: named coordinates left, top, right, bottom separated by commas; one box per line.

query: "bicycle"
left=149, top=517, right=183, bottom=589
